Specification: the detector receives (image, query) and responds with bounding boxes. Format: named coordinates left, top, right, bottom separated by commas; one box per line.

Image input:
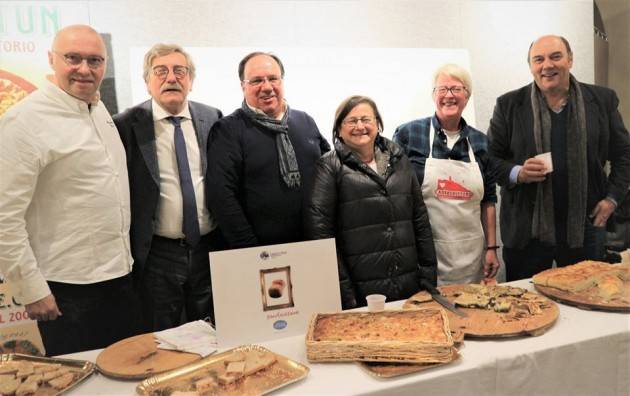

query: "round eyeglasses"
left=152, top=65, right=189, bottom=80
left=343, top=117, right=374, bottom=127
left=433, top=86, right=467, bottom=96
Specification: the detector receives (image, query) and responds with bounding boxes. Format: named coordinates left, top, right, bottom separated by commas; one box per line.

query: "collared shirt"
left=0, top=81, right=133, bottom=304
left=152, top=99, right=213, bottom=238
left=393, top=115, right=497, bottom=203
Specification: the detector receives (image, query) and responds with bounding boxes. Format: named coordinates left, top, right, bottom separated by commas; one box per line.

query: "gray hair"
left=432, top=63, right=473, bottom=97
left=142, top=43, right=195, bottom=82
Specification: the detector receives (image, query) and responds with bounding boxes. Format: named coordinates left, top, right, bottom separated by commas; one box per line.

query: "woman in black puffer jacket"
left=304, top=95, right=437, bottom=309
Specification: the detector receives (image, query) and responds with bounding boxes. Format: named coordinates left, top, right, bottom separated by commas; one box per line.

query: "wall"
left=84, top=0, right=595, bottom=132
left=596, top=0, right=630, bottom=122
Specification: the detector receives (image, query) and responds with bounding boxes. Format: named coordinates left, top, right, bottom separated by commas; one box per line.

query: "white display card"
left=210, top=239, right=341, bottom=348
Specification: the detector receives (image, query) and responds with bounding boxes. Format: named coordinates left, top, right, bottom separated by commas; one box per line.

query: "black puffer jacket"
left=304, top=136, right=437, bottom=309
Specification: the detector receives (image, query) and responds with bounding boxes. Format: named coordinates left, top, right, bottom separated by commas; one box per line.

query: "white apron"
left=421, top=122, right=485, bottom=285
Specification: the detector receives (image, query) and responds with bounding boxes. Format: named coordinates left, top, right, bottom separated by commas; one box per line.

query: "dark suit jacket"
left=488, top=82, right=630, bottom=249
left=114, top=100, right=222, bottom=282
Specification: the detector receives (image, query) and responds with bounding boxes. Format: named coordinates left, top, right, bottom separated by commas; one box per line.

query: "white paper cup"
left=535, top=152, right=553, bottom=174
left=366, top=294, right=386, bottom=312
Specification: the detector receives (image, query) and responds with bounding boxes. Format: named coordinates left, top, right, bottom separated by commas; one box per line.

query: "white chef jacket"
left=0, top=80, right=133, bottom=305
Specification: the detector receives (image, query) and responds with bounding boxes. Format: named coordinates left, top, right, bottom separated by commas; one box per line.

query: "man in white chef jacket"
left=0, top=24, right=140, bottom=356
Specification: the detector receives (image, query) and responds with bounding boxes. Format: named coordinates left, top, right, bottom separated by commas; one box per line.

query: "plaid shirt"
left=393, top=115, right=497, bottom=203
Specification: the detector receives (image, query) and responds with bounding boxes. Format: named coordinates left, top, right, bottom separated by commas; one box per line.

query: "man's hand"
left=25, top=294, right=62, bottom=321
left=517, top=158, right=548, bottom=184
left=590, top=198, right=616, bottom=228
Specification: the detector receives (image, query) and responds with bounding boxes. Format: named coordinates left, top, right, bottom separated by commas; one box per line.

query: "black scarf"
left=241, top=100, right=301, bottom=189
left=530, top=74, right=587, bottom=247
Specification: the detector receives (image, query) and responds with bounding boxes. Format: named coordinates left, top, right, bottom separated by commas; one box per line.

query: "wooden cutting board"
left=534, top=284, right=630, bottom=312
left=96, top=333, right=201, bottom=379
left=403, top=285, right=559, bottom=338
left=358, top=332, right=463, bottom=378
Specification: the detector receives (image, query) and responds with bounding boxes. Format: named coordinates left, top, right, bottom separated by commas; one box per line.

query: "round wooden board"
left=534, top=284, right=630, bottom=312
left=96, top=333, right=202, bottom=380
left=402, top=285, right=559, bottom=338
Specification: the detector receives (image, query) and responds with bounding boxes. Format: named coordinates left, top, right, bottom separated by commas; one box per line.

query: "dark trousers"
left=38, top=274, right=141, bottom=356
left=140, top=229, right=225, bottom=332
left=503, top=221, right=607, bottom=281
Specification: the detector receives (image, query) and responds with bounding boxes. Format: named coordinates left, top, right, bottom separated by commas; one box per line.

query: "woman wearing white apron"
left=394, top=64, right=500, bottom=285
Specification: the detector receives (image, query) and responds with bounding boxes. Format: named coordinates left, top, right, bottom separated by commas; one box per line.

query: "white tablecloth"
left=61, top=280, right=630, bottom=396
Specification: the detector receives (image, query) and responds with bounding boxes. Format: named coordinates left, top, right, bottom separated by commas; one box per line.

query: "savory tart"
left=306, top=310, right=455, bottom=363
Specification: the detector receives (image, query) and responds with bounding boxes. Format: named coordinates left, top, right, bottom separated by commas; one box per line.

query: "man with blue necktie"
left=114, top=44, right=223, bottom=331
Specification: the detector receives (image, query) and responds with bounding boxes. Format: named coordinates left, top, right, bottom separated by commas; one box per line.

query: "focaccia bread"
left=533, top=261, right=629, bottom=301
left=533, top=261, right=616, bottom=292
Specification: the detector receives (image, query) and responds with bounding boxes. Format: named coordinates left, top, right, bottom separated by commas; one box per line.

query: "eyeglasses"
left=242, top=76, right=282, bottom=87
left=343, top=117, right=374, bottom=127
left=433, top=86, right=467, bottom=96
left=54, top=51, right=105, bottom=69
left=152, top=65, right=189, bottom=80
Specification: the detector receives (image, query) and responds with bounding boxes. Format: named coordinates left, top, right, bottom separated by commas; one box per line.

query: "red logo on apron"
left=435, top=177, right=473, bottom=200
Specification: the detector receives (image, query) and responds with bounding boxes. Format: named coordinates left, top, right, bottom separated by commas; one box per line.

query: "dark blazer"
left=114, top=100, right=222, bottom=281
left=488, top=82, right=630, bottom=249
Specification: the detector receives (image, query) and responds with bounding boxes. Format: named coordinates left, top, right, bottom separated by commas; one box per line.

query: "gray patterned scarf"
left=241, top=100, right=301, bottom=189
left=530, top=74, right=587, bottom=248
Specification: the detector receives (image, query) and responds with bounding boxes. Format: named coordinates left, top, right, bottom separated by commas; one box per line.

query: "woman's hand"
left=483, top=249, right=500, bottom=279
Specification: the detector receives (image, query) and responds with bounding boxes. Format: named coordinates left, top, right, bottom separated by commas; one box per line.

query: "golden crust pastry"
left=306, top=310, right=454, bottom=364
left=243, top=351, right=277, bottom=376
left=312, top=311, right=448, bottom=343
left=533, top=261, right=629, bottom=302
left=533, top=261, right=613, bottom=292
left=15, top=378, right=39, bottom=396
left=0, top=376, right=20, bottom=394
left=48, top=372, right=74, bottom=390
left=596, top=275, right=623, bottom=299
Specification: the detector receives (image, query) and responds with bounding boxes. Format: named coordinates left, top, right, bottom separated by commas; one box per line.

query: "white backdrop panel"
left=130, top=47, right=475, bottom=144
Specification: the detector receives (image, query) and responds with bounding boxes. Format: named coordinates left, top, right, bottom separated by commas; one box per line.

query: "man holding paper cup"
left=488, top=35, right=630, bottom=281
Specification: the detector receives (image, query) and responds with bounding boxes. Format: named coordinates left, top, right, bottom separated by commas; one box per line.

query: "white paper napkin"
left=154, top=320, right=217, bottom=357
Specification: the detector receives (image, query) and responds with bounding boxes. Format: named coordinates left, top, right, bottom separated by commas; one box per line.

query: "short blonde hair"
left=432, top=64, right=472, bottom=97
left=142, top=43, right=195, bottom=82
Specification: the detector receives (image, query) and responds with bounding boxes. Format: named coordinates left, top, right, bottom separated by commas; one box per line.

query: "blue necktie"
left=168, top=116, right=200, bottom=247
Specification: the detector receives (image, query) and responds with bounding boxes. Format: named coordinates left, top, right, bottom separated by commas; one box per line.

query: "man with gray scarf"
left=488, top=35, right=630, bottom=281
left=207, top=52, right=330, bottom=249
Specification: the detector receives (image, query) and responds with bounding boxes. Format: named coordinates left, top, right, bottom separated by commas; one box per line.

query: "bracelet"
left=486, top=245, right=500, bottom=250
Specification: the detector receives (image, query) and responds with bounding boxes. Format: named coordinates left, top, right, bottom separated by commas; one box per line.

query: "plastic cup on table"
left=366, top=294, right=386, bottom=312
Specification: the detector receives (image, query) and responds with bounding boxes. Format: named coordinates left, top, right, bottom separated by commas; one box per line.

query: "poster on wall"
left=0, top=283, right=45, bottom=356
left=0, top=1, right=89, bottom=117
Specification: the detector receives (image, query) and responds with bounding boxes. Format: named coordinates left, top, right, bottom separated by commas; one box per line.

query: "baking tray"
left=0, top=353, right=96, bottom=395
left=136, top=345, right=308, bottom=395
